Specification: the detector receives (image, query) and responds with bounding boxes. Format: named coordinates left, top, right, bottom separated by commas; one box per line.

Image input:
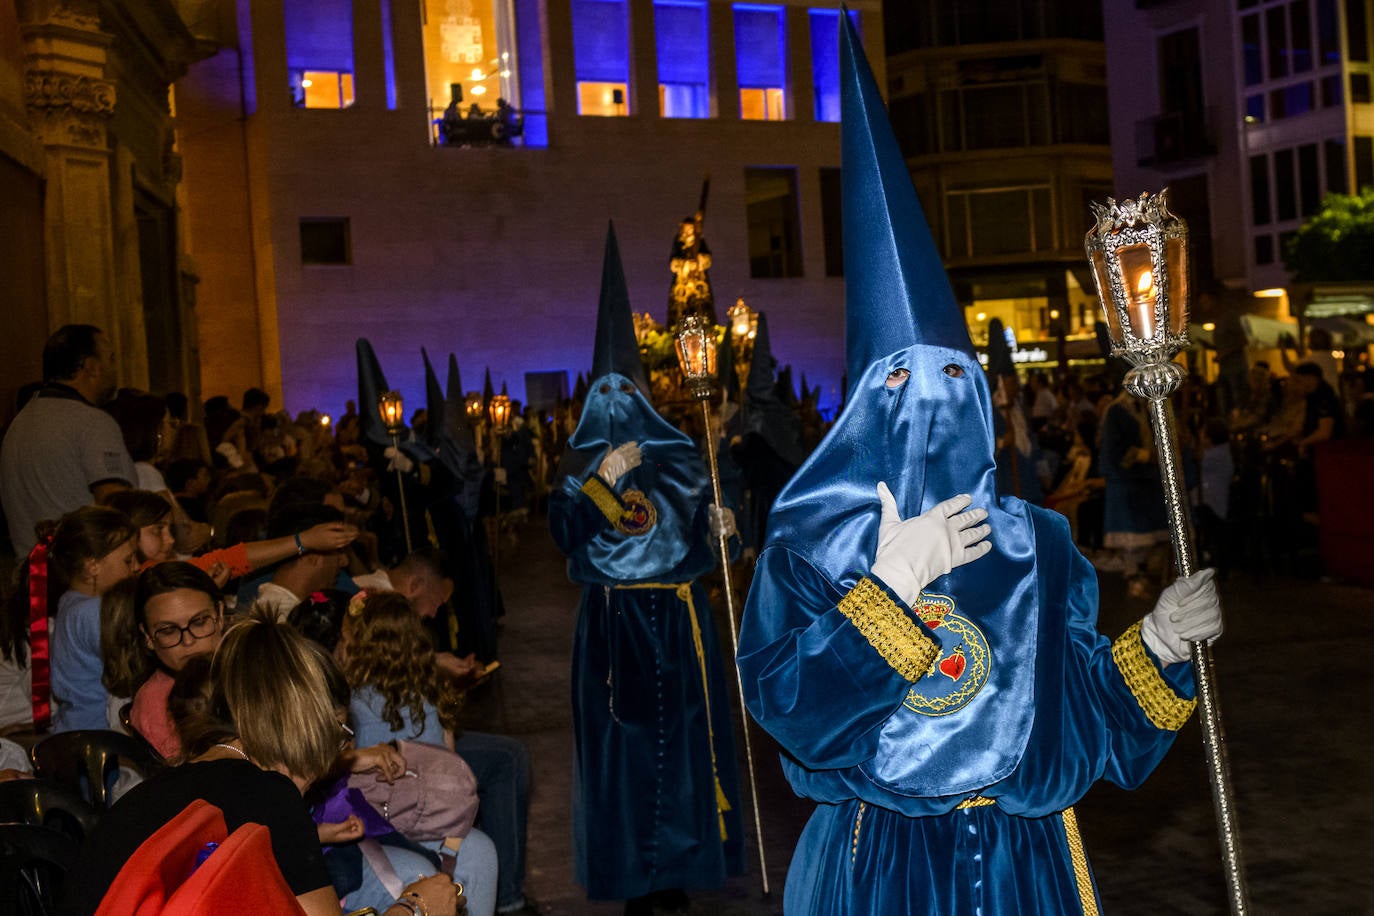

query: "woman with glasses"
left=124, top=562, right=226, bottom=758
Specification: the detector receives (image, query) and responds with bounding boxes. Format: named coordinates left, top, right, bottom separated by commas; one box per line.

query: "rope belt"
left=612, top=582, right=732, bottom=841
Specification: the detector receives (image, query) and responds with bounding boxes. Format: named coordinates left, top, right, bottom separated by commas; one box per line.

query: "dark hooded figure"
left=548, top=224, right=744, bottom=912
left=986, top=317, right=1044, bottom=504
left=736, top=16, right=1222, bottom=914
left=728, top=311, right=807, bottom=550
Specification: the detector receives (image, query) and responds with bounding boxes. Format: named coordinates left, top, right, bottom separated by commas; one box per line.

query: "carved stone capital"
left=24, top=69, right=115, bottom=148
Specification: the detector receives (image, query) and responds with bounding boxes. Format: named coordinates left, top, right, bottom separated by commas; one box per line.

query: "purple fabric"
left=312, top=778, right=395, bottom=838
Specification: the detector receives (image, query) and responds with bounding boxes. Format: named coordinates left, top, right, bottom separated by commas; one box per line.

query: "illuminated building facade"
left=883, top=1, right=1114, bottom=369
left=1104, top=0, right=1374, bottom=321
left=0, top=1, right=212, bottom=425
left=176, top=0, right=884, bottom=415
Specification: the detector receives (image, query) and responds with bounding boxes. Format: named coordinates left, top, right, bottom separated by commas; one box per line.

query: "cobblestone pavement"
left=463, top=516, right=1374, bottom=915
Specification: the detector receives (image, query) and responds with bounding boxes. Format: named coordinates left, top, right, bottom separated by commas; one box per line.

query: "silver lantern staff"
left=675, top=314, right=771, bottom=898
left=1084, top=190, right=1250, bottom=914
left=379, top=390, right=413, bottom=554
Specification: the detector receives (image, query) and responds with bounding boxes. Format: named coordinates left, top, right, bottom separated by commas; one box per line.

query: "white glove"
left=384, top=446, right=414, bottom=473
left=597, top=442, right=642, bottom=485
left=708, top=505, right=737, bottom=541
left=869, top=482, right=992, bottom=607
left=1141, top=568, right=1222, bottom=665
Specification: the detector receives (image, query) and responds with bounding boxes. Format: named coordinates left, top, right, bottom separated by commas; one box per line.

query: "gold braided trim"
left=956, top=796, right=995, bottom=809
left=580, top=475, right=624, bottom=525
left=850, top=801, right=866, bottom=865
left=1061, top=807, right=1100, bottom=916
left=837, top=578, right=940, bottom=682
left=1111, top=621, right=1196, bottom=732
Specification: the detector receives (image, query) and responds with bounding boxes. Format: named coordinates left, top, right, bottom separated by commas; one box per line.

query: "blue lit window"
left=572, top=0, right=631, bottom=116
left=735, top=5, right=787, bottom=120
left=809, top=8, right=860, bottom=122
left=285, top=0, right=356, bottom=109
left=515, top=0, right=548, bottom=145
left=657, top=1, right=710, bottom=118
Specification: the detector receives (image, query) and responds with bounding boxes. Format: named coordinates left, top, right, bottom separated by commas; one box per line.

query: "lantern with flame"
left=488, top=393, right=513, bottom=433
left=1084, top=190, right=1190, bottom=398
left=674, top=313, right=718, bottom=400
left=379, top=391, right=406, bottom=435
left=1084, top=188, right=1250, bottom=914
left=465, top=392, right=484, bottom=422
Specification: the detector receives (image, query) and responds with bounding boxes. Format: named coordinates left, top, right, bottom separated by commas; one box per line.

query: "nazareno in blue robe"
left=738, top=347, right=1199, bottom=915
left=549, top=372, right=744, bottom=900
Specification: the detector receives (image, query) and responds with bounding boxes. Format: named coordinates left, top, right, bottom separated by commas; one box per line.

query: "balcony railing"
left=1135, top=108, right=1216, bottom=167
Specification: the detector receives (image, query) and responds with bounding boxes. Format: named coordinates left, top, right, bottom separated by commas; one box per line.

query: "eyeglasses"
left=145, top=611, right=220, bottom=649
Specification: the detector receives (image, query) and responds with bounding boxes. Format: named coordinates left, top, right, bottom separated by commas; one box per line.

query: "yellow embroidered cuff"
left=838, top=578, right=941, bottom=682
left=580, top=477, right=657, bottom=536
left=1111, top=620, right=1196, bottom=731
left=580, top=475, right=624, bottom=525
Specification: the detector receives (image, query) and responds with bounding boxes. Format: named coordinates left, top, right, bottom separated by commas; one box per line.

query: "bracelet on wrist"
left=399, top=891, right=429, bottom=916
left=389, top=897, right=420, bottom=916
left=294, top=532, right=305, bottom=555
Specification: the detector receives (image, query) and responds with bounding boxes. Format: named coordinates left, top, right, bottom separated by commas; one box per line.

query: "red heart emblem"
left=938, top=649, right=966, bottom=681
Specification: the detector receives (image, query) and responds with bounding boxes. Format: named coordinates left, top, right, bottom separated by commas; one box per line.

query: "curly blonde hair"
left=341, top=591, right=463, bottom=738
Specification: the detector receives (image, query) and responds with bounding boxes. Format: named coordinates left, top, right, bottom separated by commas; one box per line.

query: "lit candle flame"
left=1136, top=270, right=1154, bottom=297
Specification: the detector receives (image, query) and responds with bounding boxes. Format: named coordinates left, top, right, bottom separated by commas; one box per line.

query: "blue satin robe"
left=549, top=438, right=744, bottom=900
left=740, top=505, right=1193, bottom=914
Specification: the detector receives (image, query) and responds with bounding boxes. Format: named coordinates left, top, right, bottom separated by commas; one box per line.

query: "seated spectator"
left=165, top=458, right=213, bottom=523
left=252, top=504, right=354, bottom=620
left=46, top=506, right=140, bottom=732
left=342, top=592, right=534, bottom=915
left=60, top=608, right=461, bottom=916
left=121, top=563, right=226, bottom=759
left=353, top=549, right=478, bottom=679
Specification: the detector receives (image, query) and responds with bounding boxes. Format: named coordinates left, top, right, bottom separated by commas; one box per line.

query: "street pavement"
left=463, top=515, right=1374, bottom=915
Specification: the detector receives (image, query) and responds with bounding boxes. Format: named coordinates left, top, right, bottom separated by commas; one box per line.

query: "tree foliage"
left=1283, top=187, right=1374, bottom=282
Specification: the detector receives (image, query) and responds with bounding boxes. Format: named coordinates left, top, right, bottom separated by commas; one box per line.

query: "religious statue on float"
left=666, top=178, right=717, bottom=328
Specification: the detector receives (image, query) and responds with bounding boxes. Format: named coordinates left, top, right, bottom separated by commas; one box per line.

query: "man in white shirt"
left=1, top=325, right=135, bottom=554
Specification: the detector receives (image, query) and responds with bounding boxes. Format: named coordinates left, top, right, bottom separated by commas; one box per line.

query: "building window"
left=572, top=0, right=630, bottom=116
left=301, top=219, right=351, bottom=265
left=819, top=167, right=843, bottom=276
left=656, top=0, right=710, bottom=118
left=1317, top=0, right=1340, bottom=64
left=945, top=185, right=1052, bottom=259
left=1299, top=143, right=1321, bottom=215
left=423, top=0, right=538, bottom=143
left=382, top=0, right=398, bottom=108
left=1274, top=148, right=1297, bottom=221
left=1356, top=135, right=1374, bottom=190
left=1353, top=72, right=1372, bottom=103
left=1242, top=14, right=1262, bottom=86
left=1322, top=73, right=1343, bottom=105
left=1255, top=234, right=1275, bottom=265
left=745, top=167, right=803, bottom=278
left=1246, top=94, right=1265, bottom=122
left=735, top=5, right=787, bottom=121
left=286, top=0, right=356, bottom=108
left=1291, top=0, right=1314, bottom=71
left=515, top=0, right=548, bottom=145
left=1266, top=5, right=1289, bottom=78
left=1325, top=137, right=1348, bottom=193
left=1250, top=154, right=1272, bottom=226
left=1348, top=0, right=1370, bottom=62
left=809, top=9, right=859, bottom=123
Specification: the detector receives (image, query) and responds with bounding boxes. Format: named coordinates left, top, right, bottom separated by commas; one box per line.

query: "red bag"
left=347, top=739, right=478, bottom=841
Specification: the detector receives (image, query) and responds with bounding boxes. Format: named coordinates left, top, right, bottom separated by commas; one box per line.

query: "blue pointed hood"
left=590, top=222, right=650, bottom=395
left=742, top=312, right=806, bottom=468
left=445, top=354, right=476, bottom=454
left=840, top=14, right=973, bottom=383
left=745, top=12, right=1042, bottom=800
left=356, top=339, right=394, bottom=448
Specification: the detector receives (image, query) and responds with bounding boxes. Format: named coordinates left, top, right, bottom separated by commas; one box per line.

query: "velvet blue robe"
left=737, top=348, right=1197, bottom=914
left=549, top=373, right=744, bottom=900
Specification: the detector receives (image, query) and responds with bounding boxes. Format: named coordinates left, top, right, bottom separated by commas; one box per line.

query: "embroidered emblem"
left=903, top=592, right=992, bottom=717
left=616, top=490, right=657, bottom=536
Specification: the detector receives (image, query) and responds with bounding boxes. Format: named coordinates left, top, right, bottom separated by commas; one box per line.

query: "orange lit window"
left=740, top=87, right=784, bottom=121
left=299, top=70, right=355, bottom=109
left=578, top=81, right=629, bottom=116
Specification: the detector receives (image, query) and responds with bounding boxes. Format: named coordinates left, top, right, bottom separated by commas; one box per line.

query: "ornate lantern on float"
left=673, top=313, right=718, bottom=400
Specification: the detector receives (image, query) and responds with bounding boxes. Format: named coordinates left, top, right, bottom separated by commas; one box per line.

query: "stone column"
left=19, top=1, right=120, bottom=348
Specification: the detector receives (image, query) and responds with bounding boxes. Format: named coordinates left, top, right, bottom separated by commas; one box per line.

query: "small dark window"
left=1325, top=138, right=1348, bottom=194
left=1266, top=5, right=1289, bottom=78
left=1246, top=94, right=1265, bottom=122
left=1322, top=74, right=1344, bottom=106
left=744, top=167, right=803, bottom=279
left=1275, top=149, right=1297, bottom=221
left=1352, top=72, right=1372, bottom=103
left=819, top=167, right=844, bottom=277
left=1348, top=0, right=1370, bottom=61
left=1242, top=14, right=1263, bottom=86
left=300, top=218, right=351, bottom=265
left=1250, top=154, right=1272, bottom=226
left=1356, top=136, right=1374, bottom=190
left=1254, top=234, right=1274, bottom=265
left=1298, top=143, right=1321, bottom=215
left=1291, top=0, right=1313, bottom=72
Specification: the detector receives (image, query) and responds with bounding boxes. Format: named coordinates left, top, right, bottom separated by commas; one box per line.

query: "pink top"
left=130, top=668, right=179, bottom=759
